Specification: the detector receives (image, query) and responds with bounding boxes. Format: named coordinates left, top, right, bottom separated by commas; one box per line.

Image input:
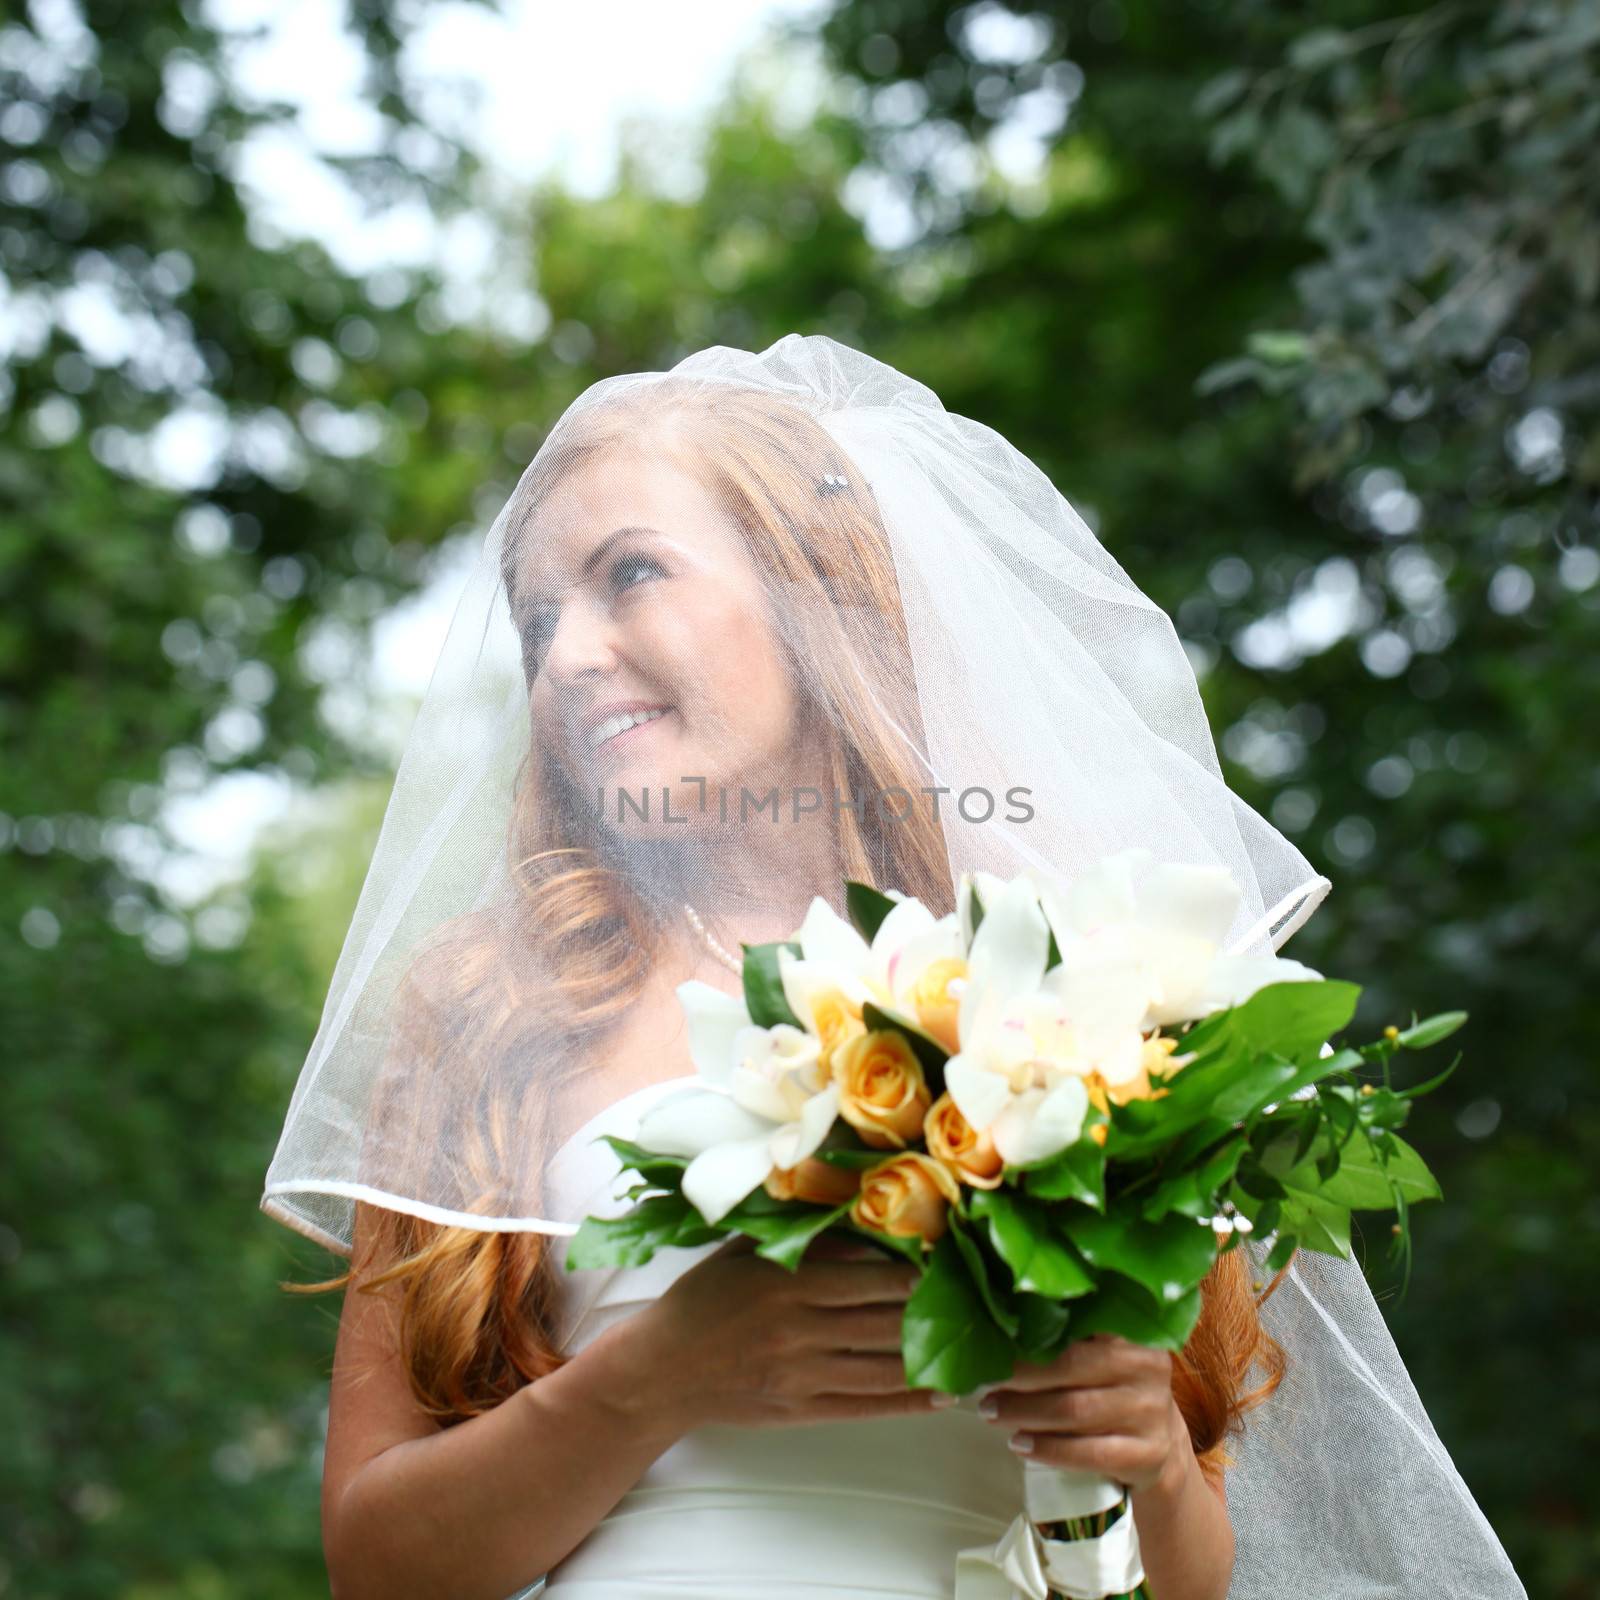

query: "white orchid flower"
left=636, top=980, right=842, bottom=1225
left=941, top=875, right=1130, bottom=1167
left=777, top=891, right=963, bottom=1037
left=1038, top=848, right=1321, bottom=1028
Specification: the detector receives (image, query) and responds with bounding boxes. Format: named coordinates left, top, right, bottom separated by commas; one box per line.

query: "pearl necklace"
left=681, top=901, right=744, bottom=975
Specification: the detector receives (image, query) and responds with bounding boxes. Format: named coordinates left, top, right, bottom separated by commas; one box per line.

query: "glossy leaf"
left=742, top=939, right=804, bottom=1030
left=901, top=1234, right=1018, bottom=1393
left=969, top=1189, right=1097, bottom=1298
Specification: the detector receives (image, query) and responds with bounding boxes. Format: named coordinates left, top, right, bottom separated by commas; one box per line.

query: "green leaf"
left=1290, top=1101, right=1324, bottom=1165
left=1279, top=1189, right=1352, bottom=1258
left=1019, top=1136, right=1106, bottom=1209
left=1396, top=1011, right=1468, bottom=1050
left=741, top=939, right=803, bottom=1029
left=753, top=1205, right=857, bottom=1271
left=1208, top=979, right=1361, bottom=1060
left=1107, top=1001, right=1359, bottom=1160
left=1265, top=1233, right=1301, bottom=1273
left=595, top=1134, right=689, bottom=1189
left=1014, top=1293, right=1075, bottom=1363
left=721, top=1189, right=856, bottom=1272
left=812, top=1121, right=888, bottom=1169
left=1233, top=1150, right=1288, bottom=1202
left=901, top=1234, right=1017, bottom=1393
left=812, top=1146, right=889, bottom=1170
left=964, top=882, right=985, bottom=946
left=1058, top=1206, right=1220, bottom=1304
left=1067, top=1273, right=1204, bottom=1352
left=1356, top=1086, right=1414, bottom=1130
left=566, top=1193, right=720, bottom=1271
left=948, top=1215, right=1021, bottom=1336
left=969, top=1189, right=1097, bottom=1298
left=1262, top=1128, right=1441, bottom=1211
left=845, top=879, right=898, bottom=943
left=1139, top=1139, right=1247, bottom=1222
left=1320, top=1085, right=1359, bottom=1152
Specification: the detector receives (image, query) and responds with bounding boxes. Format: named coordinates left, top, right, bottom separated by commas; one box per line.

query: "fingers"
left=978, top=1382, right=1150, bottom=1435
left=813, top=1351, right=913, bottom=1395
left=1015, top=1430, right=1169, bottom=1489
left=805, top=1388, right=951, bottom=1422
left=794, top=1303, right=908, bottom=1353
left=797, top=1259, right=921, bottom=1308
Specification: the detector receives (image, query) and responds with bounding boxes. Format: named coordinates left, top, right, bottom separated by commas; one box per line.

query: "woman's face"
left=512, top=451, right=806, bottom=836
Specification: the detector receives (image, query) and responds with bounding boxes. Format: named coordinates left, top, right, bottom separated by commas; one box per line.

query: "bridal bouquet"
left=569, top=850, right=1459, bottom=1600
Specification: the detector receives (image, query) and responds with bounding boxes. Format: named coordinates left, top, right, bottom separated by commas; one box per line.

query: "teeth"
left=590, top=707, right=667, bottom=749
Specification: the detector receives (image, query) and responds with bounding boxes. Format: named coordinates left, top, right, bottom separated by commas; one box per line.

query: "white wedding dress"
left=512, top=1077, right=1025, bottom=1598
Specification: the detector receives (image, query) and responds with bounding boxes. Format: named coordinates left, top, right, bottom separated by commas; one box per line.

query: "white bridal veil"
left=261, top=333, right=1525, bottom=1597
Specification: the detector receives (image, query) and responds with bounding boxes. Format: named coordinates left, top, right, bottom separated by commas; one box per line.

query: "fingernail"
left=929, top=1392, right=959, bottom=1408
left=1007, top=1432, right=1035, bottom=1454
left=977, top=1395, right=998, bottom=1420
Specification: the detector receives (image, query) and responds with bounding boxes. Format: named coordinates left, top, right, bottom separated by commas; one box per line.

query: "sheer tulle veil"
left=261, top=333, right=1525, bottom=1597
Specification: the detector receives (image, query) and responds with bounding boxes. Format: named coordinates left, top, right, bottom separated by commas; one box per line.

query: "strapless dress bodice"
left=513, top=1078, right=1021, bottom=1597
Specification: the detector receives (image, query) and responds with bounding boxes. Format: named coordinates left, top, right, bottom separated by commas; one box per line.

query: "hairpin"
left=818, top=472, right=850, bottom=494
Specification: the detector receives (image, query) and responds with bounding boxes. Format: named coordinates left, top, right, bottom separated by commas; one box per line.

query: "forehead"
left=511, top=448, right=743, bottom=595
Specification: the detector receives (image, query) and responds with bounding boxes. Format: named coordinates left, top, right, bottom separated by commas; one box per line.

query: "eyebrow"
left=522, top=525, right=664, bottom=606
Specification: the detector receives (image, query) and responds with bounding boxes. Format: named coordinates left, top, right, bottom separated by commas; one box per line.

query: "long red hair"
left=284, top=376, right=1289, bottom=1483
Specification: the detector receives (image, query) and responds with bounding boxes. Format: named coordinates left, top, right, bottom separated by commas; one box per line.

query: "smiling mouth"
left=589, top=706, right=672, bottom=752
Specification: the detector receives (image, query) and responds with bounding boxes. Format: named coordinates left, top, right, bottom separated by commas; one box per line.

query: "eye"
left=610, top=551, right=665, bottom=594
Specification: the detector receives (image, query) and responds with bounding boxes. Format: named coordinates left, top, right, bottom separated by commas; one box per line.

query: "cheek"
left=661, top=598, right=797, bottom=745
left=716, top=615, right=797, bottom=744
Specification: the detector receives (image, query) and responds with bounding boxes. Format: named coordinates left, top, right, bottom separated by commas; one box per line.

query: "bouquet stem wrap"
left=955, top=1460, right=1144, bottom=1600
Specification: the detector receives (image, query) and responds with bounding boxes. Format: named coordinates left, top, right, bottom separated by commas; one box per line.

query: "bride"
left=262, top=335, right=1528, bottom=1600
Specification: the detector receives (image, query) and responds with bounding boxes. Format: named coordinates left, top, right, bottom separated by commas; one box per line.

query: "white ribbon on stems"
left=955, top=1459, right=1145, bottom=1600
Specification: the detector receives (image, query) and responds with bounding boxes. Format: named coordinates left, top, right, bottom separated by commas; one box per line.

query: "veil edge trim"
left=260, top=1181, right=581, bottom=1260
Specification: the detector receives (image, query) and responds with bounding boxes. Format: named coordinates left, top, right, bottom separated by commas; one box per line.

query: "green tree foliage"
left=1194, top=11, right=1599, bottom=1590
left=807, top=2, right=1595, bottom=1589
left=0, top=1, right=508, bottom=1591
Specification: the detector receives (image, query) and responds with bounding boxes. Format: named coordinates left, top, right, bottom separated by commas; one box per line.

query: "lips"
left=587, top=704, right=672, bottom=752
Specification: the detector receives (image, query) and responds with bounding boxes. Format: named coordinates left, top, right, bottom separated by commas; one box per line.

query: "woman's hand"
left=616, top=1232, right=954, bottom=1437
left=974, top=1332, right=1187, bottom=1495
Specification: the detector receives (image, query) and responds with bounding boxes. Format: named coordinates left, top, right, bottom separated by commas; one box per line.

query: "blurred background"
left=4, top=0, right=1595, bottom=1594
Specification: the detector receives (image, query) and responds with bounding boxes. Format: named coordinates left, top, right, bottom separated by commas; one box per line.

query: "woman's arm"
left=323, top=1231, right=933, bottom=1600
left=327, top=1309, right=683, bottom=1600
left=1128, top=1398, right=1234, bottom=1600
left=976, top=1335, right=1234, bottom=1600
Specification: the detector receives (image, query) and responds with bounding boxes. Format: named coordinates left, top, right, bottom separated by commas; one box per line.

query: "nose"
left=540, top=591, right=621, bottom=686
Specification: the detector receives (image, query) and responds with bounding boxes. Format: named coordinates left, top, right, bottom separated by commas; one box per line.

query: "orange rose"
left=850, top=1151, right=962, bottom=1247
left=1085, top=1035, right=1182, bottom=1116
left=833, top=1029, right=932, bottom=1149
left=1083, top=1036, right=1182, bottom=1146
left=812, top=989, right=867, bottom=1079
left=923, top=1091, right=1005, bottom=1190
left=908, top=956, right=966, bottom=1053
left=763, top=1156, right=863, bottom=1208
